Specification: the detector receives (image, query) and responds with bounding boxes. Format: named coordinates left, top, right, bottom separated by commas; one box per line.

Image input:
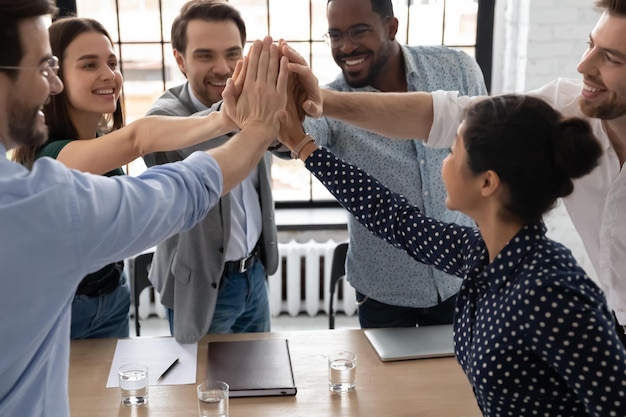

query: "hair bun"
left=552, top=117, right=602, bottom=180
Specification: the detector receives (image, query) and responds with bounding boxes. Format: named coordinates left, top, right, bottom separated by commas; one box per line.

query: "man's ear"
left=173, top=49, right=187, bottom=78
left=480, top=170, right=501, bottom=198
left=387, top=16, right=399, bottom=41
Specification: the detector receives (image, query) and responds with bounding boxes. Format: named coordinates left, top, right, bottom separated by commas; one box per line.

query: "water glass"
left=197, top=380, right=229, bottom=417
left=118, top=363, right=148, bottom=406
left=328, top=350, right=357, bottom=393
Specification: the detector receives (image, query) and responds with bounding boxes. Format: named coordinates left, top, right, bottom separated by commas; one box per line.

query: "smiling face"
left=4, top=16, right=63, bottom=150
left=327, top=0, right=396, bottom=88
left=576, top=11, right=626, bottom=120
left=61, top=31, right=122, bottom=125
left=174, top=18, right=243, bottom=108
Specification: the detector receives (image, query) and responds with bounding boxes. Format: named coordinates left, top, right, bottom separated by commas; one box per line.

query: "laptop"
left=364, top=324, right=455, bottom=362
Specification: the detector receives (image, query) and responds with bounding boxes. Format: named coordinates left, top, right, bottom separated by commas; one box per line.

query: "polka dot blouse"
left=306, top=147, right=626, bottom=417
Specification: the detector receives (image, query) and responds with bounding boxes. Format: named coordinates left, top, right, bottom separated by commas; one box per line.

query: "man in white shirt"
left=283, top=0, right=626, bottom=345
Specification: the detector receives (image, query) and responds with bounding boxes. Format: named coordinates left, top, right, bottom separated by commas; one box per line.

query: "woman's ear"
left=480, top=170, right=501, bottom=198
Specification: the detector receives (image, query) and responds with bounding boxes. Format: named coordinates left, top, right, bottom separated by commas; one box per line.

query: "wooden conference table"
left=69, top=329, right=482, bottom=417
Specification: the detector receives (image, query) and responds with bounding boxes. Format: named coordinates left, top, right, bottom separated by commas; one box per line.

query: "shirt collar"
left=186, top=83, right=209, bottom=112
left=476, top=221, right=548, bottom=291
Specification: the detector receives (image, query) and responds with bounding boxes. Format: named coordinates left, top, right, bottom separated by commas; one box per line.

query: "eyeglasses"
left=323, top=24, right=375, bottom=48
left=0, top=56, right=60, bottom=80
left=322, top=16, right=390, bottom=48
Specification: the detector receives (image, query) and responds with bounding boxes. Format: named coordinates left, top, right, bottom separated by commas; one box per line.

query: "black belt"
left=223, top=247, right=259, bottom=275
left=75, top=261, right=123, bottom=297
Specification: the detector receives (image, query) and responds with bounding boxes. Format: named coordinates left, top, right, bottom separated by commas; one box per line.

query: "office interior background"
left=53, top=0, right=601, bottom=328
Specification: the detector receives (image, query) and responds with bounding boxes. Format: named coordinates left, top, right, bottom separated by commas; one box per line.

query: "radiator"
left=132, top=239, right=357, bottom=319
left=268, top=239, right=357, bottom=318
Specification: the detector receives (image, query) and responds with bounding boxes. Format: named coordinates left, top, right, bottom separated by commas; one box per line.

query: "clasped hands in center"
left=220, top=36, right=322, bottom=151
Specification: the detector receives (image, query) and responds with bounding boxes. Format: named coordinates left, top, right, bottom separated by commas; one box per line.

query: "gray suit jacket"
left=143, top=82, right=279, bottom=343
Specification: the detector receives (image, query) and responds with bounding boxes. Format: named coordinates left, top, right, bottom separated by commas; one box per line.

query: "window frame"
left=56, top=0, right=493, bottom=209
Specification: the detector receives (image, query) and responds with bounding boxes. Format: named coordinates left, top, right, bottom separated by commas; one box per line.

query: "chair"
left=129, top=251, right=154, bottom=337
left=328, top=242, right=349, bottom=329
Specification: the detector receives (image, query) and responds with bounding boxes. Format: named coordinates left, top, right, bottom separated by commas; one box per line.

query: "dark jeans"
left=167, top=258, right=270, bottom=335
left=356, top=291, right=457, bottom=328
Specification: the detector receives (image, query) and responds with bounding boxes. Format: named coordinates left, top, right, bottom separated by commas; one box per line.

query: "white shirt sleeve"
left=427, top=91, right=483, bottom=148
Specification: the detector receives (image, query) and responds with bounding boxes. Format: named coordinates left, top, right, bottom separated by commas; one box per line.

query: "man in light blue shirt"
left=0, top=1, right=286, bottom=415
left=303, top=0, right=487, bottom=328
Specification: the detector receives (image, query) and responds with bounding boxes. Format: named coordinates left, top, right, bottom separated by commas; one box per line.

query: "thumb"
left=303, top=100, right=322, bottom=118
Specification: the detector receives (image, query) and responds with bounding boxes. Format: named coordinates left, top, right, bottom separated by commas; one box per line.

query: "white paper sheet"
left=106, top=337, right=197, bottom=387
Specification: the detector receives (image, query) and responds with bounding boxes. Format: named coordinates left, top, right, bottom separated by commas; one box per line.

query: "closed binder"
left=206, top=339, right=297, bottom=397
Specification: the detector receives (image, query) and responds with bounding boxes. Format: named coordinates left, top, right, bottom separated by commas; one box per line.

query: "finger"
left=222, top=78, right=235, bottom=112
left=231, top=59, right=245, bottom=97
left=256, top=36, right=272, bottom=83
left=276, top=55, right=289, bottom=102
left=282, top=43, right=308, bottom=66
left=303, top=100, right=322, bottom=118
left=277, top=39, right=287, bottom=60
left=246, top=39, right=262, bottom=83
left=267, top=42, right=280, bottom=86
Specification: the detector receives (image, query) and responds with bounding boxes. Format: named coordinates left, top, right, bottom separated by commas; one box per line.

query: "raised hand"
left=222, top=36, right=288, bottom=142
left=280, top=41, right=323, bottom=118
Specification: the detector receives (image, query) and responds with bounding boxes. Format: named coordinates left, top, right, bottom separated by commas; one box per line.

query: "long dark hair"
left=12, top=17, right=125, bottom=168
left=462, top=94, right=602, bottom=223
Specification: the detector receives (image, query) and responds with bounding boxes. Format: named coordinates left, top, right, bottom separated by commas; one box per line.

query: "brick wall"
left=492, top=0, right=600, bottom=93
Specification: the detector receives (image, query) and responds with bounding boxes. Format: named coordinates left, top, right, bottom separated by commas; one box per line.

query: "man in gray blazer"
left=143, top=0, right=278, bottom=344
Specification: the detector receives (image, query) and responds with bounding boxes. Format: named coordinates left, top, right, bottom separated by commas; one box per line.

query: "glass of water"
left=328, top=351, right=357, bottom=393
left=118, top=363, right=148, bottom=406
left=197, top=380, right=229, bottom=417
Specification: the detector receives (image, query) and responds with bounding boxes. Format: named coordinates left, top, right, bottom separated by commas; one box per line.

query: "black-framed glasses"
left=0, top=56, right=60, bottom=80
left=323, top=24, right=375, bottom=48
left=322, top=16, right=390, bottom=48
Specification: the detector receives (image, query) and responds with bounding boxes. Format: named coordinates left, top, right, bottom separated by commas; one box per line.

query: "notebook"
left=206, top=339, right=297, bottom=397
left=364, top=324, right=455, bottom=362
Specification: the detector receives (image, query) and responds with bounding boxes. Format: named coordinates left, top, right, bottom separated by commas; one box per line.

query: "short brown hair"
left=171, top=0, right=246, bottom=54
left=595, top=0, right=626, bottom=16
left=0, top=0, right=57, bottom=77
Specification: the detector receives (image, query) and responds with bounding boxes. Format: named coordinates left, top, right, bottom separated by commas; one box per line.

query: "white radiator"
left=132, top=239, right=357, bottom=319
left=268, top=239, right=357, bottom=318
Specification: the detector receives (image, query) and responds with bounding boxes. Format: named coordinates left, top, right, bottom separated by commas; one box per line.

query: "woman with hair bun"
left=277, top=92, right=626, bottom=416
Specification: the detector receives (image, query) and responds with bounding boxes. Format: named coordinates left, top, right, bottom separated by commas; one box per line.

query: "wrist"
left=290, top=134, right=317, bottom=160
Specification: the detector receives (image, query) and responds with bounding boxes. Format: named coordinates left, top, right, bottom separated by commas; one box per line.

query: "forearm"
left=55, top=111, right=234, bottom=175
left=322, top=89, right=434, bottom=140
left=134, top=111, right=234, bottom=155
left=208, top=123, right=275, bottom=194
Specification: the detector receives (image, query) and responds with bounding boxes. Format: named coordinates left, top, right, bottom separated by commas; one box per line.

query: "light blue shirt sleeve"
left=0, top=149, right=222, bottom=417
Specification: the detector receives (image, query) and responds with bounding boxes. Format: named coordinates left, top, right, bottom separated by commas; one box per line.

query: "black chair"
left=129, top=251, right=154, bottom=337
left=328, top=242, right=349, bottom=329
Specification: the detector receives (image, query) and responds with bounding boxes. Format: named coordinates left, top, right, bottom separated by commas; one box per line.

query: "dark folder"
left=206, top=339, right=297, bottom=397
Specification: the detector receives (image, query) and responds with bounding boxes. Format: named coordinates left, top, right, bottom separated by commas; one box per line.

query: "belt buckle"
left=236, top=257, right=248, bottom=273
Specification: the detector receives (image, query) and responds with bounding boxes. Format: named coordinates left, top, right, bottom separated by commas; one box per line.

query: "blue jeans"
left=356, top=291, right=457, bottom=328
left=167, top=258, right=271, bottom=334
left=70, top=273, right=131, bottom=339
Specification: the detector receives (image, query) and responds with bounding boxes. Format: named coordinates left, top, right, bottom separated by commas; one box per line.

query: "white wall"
left=491, top=0, right=603, bottom=280
left=492, top=0, right=601, bottom=93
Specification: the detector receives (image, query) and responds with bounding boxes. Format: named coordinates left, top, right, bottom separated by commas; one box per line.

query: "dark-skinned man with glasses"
left=304, top=0, right=486, bottom=330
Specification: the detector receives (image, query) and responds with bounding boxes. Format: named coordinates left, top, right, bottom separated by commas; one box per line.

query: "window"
left=65, top=0, right=492, bottom=205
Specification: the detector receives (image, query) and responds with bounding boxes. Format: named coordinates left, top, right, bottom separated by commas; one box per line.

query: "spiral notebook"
left=364, top=324, right=455, bottom=362
left=206, top=339, right=297, bottom=397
